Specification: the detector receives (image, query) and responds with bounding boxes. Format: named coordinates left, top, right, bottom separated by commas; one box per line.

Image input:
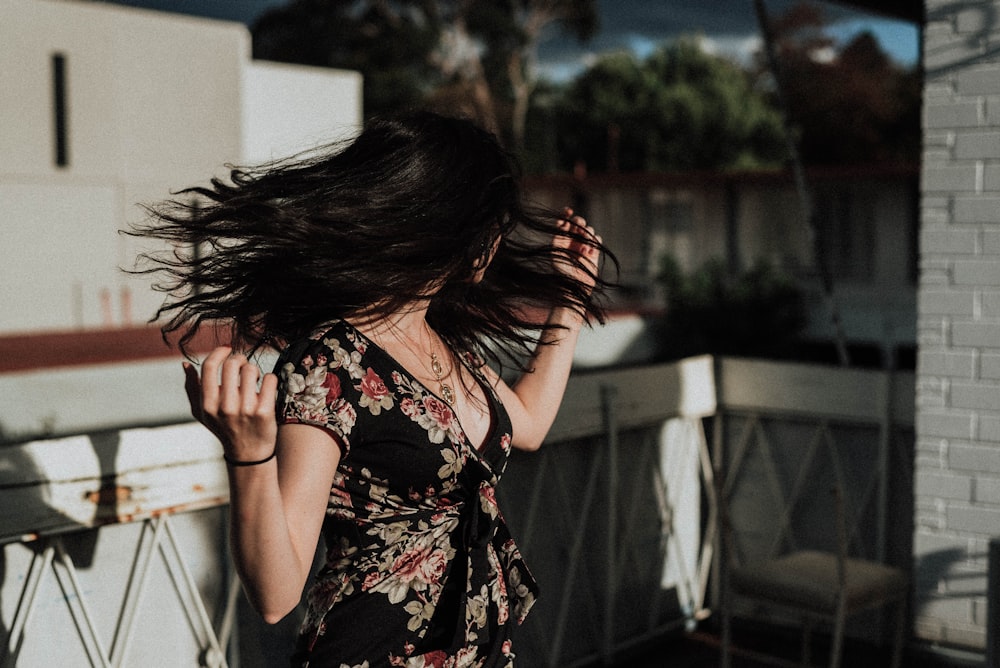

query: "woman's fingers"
left=239, top=361, right=264, bottom=414
left=554, top=207, right=601, bottom=287
left=257, top=373, right=279, bottom=417
left=198, top=346, right=231, bottom=415
left=182, top=346, right=277, bottom=456
left=219, top=353, right=249, bottom=416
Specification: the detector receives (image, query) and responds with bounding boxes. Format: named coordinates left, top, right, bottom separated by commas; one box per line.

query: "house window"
left=52, top=53, right=69, bottom=167
left=646, top=189, right=695, bottom=280
left=815, top=186, right=875, bottom=282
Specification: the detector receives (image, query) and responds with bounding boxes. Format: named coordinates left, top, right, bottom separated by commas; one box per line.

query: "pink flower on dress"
left=418, top=549, right=448, bottom=583
left=358, top=367, right=394, bottom=415
left=323, top=372, right=342, bottom=404
left=400, top=397, right=419, bottom=417
left=362, top=570, right=382, bottom=591
left=421, top=650, right=448, bottom=668
left=392, top=545, right=439, bottom=583
left=423, top=396, right=454, bottom=431
left=360, top=367, right=389, bottom=401
left=479, top=484, right=498, bottom=518
left=499, top=433, right=511, bottom=453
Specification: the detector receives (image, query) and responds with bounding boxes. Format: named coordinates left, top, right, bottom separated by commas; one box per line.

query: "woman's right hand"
left=183, top=346, right=279, bottom=461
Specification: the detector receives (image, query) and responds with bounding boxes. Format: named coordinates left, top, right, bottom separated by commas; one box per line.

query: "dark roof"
left=829, top=0, right=923, bottom=23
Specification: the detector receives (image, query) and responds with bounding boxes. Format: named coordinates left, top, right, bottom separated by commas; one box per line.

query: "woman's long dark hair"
left=130, top=111, right=614, bottom=369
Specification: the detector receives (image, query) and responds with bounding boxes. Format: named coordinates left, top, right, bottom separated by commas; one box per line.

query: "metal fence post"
left=989, top=537, right=1000, bottom=668
left=600, top=383, right=619, bottom=666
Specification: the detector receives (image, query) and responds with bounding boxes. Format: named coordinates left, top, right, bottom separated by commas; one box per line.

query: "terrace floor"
left=608, top=623, right=986, bottom=668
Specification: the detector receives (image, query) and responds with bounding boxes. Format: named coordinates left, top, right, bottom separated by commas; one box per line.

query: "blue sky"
left=536, top=0, right=919, bottom=80
left=92, top=0, right=920, bottom=79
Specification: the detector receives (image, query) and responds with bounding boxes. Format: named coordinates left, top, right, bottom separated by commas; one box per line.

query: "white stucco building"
left=0, top=0, right=362, bottom=336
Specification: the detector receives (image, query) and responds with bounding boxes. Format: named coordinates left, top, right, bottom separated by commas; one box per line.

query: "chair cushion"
left=730, top=550, right=908, bottom=613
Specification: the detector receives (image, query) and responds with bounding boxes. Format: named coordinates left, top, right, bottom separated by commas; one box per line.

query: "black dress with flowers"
left=275, top=320, right=539, bottom=668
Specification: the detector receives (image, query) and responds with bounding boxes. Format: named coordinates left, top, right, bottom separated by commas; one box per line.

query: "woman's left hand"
left=554, top=208, right=602, bottom=292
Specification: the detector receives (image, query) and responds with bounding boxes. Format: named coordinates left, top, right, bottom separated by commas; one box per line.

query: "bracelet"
left=223, top=450, right=277, bottom=467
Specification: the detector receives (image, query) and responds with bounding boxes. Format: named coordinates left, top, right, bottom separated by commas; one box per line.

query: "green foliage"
left=656, top=256, right=807, bottom=361
left=534, top=38, right=787, bottom=173
left=252, top=0, right=442, bottom=119
left=758, top=5, right=921, bottom=165
left=251, top=0, right=599, bottom=140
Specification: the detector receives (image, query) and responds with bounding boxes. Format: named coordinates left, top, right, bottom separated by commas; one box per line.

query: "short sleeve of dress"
left=274, top=334, right=360, bottom=457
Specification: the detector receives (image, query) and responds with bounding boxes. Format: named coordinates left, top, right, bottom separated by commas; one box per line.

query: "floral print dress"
left=276, top=320, right=538, bottom=668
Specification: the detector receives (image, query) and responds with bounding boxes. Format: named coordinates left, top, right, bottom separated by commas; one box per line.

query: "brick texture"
left=916, top=1, right=1000, bottom=653
left=953, top=196, right=1000, bottom=223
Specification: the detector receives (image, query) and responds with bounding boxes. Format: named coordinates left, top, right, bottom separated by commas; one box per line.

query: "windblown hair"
left=131, top=111, right=613, bottom=368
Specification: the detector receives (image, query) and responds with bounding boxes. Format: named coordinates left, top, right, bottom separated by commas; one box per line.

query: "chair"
left=718, top=483, right=908, bottom=668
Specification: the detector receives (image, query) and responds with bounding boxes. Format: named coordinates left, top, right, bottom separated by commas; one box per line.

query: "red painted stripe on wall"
left=0, top=325, right=230, bottom=372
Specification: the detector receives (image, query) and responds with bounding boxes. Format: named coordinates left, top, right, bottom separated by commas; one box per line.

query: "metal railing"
left=0, top=355, right=914, bottom=667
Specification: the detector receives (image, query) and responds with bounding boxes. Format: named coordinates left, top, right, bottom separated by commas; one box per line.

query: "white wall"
left=0, top=0, right=363, bottom=336
left=915, top=0, right=1000, bottom=652
left=243, top=60, right=362, bottom=163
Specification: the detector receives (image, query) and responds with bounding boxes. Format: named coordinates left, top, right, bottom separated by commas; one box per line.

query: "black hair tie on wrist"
left=223, top=450, right=277, bottom=467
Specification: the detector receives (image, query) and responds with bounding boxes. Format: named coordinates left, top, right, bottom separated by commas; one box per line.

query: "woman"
left=136, top=111, right=609, bottom=667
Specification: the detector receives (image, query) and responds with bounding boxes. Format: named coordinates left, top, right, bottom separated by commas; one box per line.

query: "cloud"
left=536, top=0, right=918, bottom=81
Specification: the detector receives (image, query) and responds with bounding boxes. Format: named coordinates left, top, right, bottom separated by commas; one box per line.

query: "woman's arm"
left=492, top=210, right=601, bottom=451
left=185, top=348, right=339, bottom=623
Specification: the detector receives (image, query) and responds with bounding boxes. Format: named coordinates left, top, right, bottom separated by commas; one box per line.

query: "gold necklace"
left=383, top=320, right=456, bottom=406
left=429, top=351, right=455, bottom=406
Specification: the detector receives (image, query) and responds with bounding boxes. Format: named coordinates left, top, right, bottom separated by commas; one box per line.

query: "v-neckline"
left=343, top=320, right=499, bottom=453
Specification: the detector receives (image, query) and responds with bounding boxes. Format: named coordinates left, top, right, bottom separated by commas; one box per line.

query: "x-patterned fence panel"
left=1, top=357, right=722, bottom=667
left=711, top=357, right=915, bottom=644
left=497, top=358, right=718, bottom=668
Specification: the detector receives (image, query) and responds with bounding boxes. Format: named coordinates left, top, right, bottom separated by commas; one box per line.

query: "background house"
left=0, top=0, right=361, bottom=337
left=527, top=164, right=919, bottom=367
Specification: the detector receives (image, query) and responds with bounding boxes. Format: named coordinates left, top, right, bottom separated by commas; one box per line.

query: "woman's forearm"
left=187, top=350, right=335, bottom=624
left=227, top=463, right=307, bottom=623
left=507, top=306, right=585, bottom=450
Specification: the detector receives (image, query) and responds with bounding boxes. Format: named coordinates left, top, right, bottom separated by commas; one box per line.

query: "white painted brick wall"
left=916, top=0, right=1000, bottom=651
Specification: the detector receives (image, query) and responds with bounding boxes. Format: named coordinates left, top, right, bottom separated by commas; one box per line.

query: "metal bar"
left=518, top=450, right=549, bottom=543
left=752, top=0, right=850, bottom=366
left=111, top=517, right=165, bottom=667
left=601, top=383, right=619, bottom=665
left=763, top=421, right=825, bottom=557
left=752, top=419, right=798, bottom=557
left=217, top=571, right=242, bottom=654
left=4, top=543, right=55, bottom=668
left=722, top=414, right=758, bottom=500
left=876, top=371, right=892, bottom=563
left=547, top=438, right=605, bottom=665
left=650, top=460, right=673, bottom=629
left=696, top=418, right=716, bottom=617
left=160, top=516, right=230, bottom=668
left=51, top=538, right=112, bottom=668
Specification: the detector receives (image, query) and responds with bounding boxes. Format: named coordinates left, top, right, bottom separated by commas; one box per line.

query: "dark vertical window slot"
left=52, top=53, right=69, bottom=168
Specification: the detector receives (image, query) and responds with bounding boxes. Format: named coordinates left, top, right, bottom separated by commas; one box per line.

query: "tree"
left=252, top=0, right=442, bottom=118
left=542, top=38, right=787, bottom=173
left=465, top=0, right=598, bottom=150
left=756, top=3, right=921, bottom=165
left=251, top=0, right=598, bottom=150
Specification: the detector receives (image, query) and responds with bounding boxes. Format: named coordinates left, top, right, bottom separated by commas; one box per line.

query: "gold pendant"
left=431, top=353, right=444, bottom=378
left=441, top=383, right=455, bottom=405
